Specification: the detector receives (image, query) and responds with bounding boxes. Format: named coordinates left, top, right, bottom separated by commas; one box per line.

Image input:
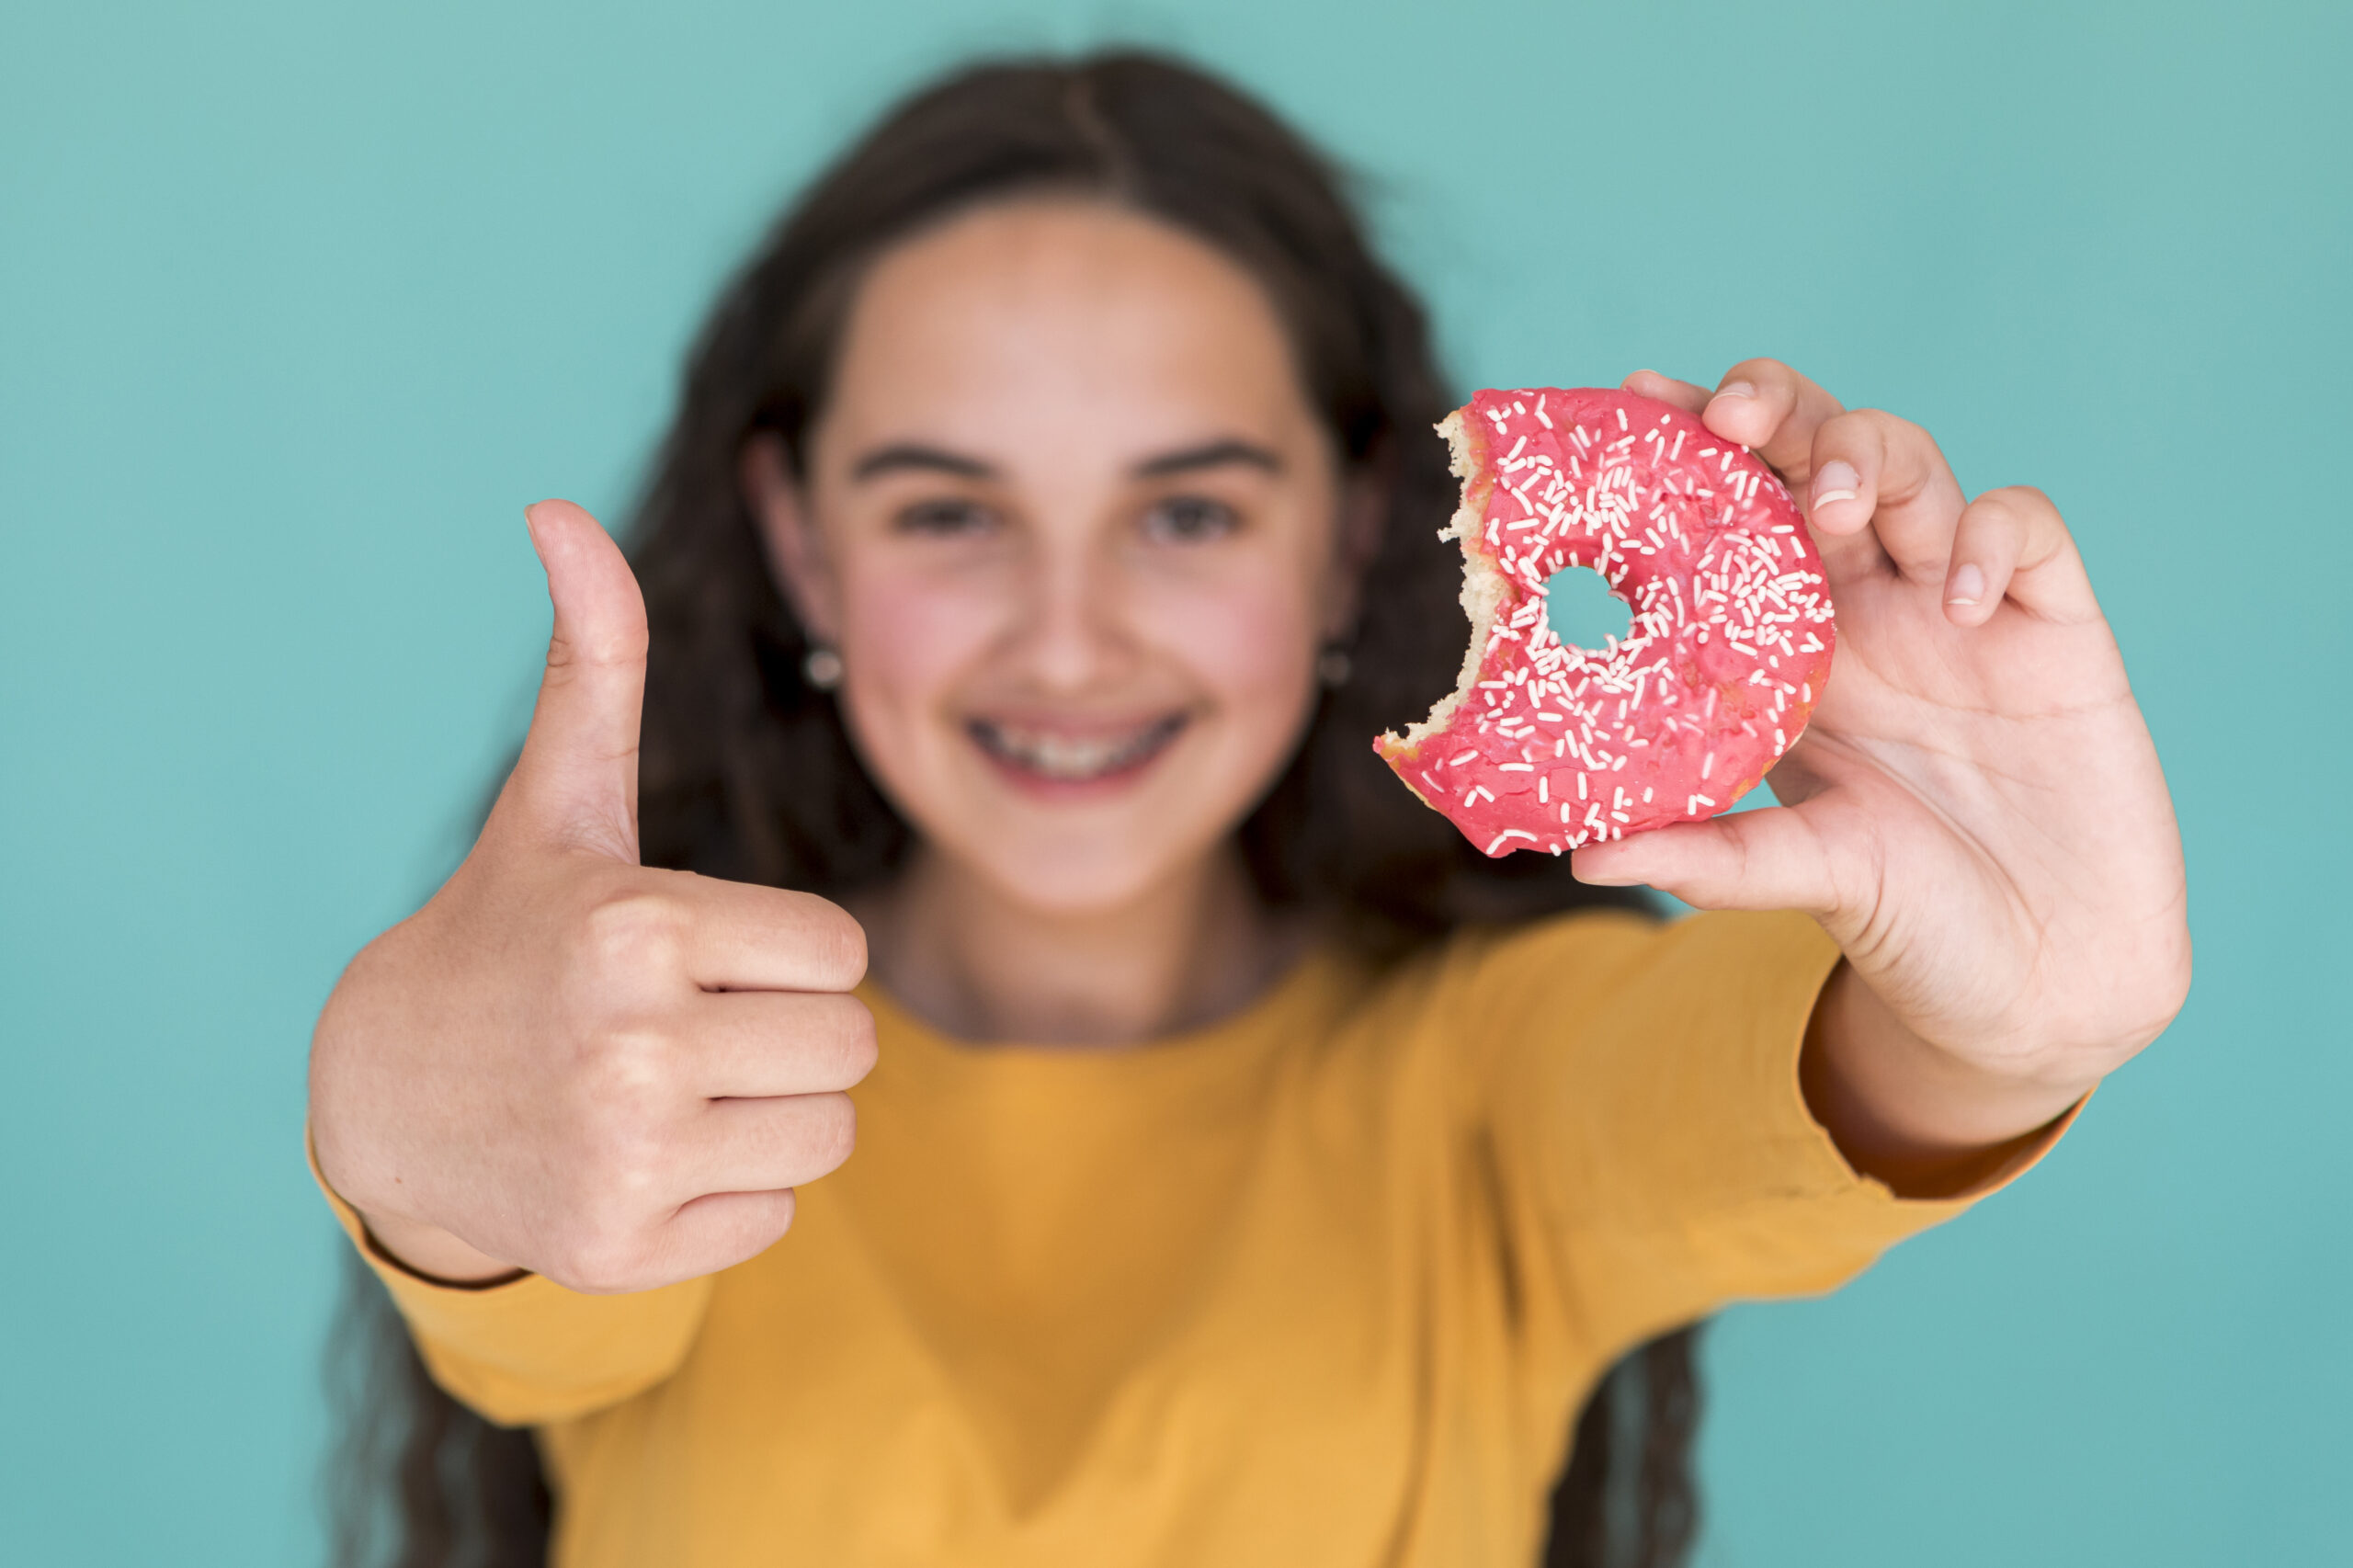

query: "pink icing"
left=1376, top=387, right=1836, bottom=857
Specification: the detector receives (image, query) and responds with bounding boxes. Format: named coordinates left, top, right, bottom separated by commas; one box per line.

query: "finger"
left=673, top=874, right=869, bottom=992
left=684, top=990, right=878, bottom=1099
left=1804, top=409, right=1969, bottom=585
left=501, top=500, right=648, bottom=862
left=568, top=1188, right=799, bottom=1294
left=1699, top=359, right=1847, bottom=483
left=1621, top=369, right=1712, bottom=413
left=683, top=1091, right=859, bottom=1198
left=1944, top=484, right=2102, bottom=627
left=1572, top=801, right=1840, bottom=915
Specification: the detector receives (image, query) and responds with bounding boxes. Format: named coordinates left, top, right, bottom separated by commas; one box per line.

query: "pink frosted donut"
left=1375, top=387, right=1836, bottom=858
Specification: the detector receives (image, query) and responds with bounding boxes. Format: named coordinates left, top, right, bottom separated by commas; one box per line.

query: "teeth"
left=973, top=718, right=1182, bottom=781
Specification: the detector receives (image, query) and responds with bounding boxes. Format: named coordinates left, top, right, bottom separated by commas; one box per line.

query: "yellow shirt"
left=323, top=909, right=2067, bottom=1567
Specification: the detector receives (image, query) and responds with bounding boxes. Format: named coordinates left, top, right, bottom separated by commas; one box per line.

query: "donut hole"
left=1543, top=563, right=1633, bottom=653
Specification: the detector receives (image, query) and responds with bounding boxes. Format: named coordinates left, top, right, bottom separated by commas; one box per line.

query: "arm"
left=1577, top=362, right=2191, bottom=1196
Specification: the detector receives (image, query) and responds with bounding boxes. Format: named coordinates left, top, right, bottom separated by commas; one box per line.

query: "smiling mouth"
left=967, top=714, right=1189, bottom=785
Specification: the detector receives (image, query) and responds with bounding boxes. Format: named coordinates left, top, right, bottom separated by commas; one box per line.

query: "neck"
left=855, top=844, right=1302, bottom=1047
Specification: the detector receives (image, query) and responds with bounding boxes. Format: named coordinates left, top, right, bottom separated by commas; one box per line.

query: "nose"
left=1007, top=530, right=1133, bottom=693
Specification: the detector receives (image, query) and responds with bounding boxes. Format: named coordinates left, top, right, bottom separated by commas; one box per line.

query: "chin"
left=961, top=825, right=1209, bottom=916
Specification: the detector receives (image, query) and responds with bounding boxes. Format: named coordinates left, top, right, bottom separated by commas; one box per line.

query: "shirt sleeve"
left=1451, top=908, right=2079, bottom=1366
left=309, top=1132, right=711, bottom=1426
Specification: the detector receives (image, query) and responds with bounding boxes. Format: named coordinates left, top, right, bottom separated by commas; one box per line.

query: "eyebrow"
left=847, top=437, right=1286, bottom=484
left=1131, top=438, right=1284, bottom=479
left=849, top=444, right=996, bottom=482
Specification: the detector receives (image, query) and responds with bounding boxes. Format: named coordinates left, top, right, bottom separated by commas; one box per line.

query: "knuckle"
left=1829, top=413, right=1899, bottom=472
left=1980, top=483, right=2059, bottom=523
left=576, top=886, right=689, bottom=975
left=558, top=1093, right=671, bottom=1207
left=545, top=1221, right=650, bottom=1295
left=581, top=1115, right=670, bottom=1199
left=1813, top=409, right=1876, bottom=458
left=784, top=893, right=869, bottom=986
left=711, top=1189, right=799, bottom=1261
left=1853, top=406, right=1919, bottom=444
left=799, top=1093, right=859, bottom=1174
left=835, top=1002, right=880, bottom=1083
left=760, top=1188, right=801, bottom=1244
left=578, top=1024, right=674, bottom=1100
left=799, top=993, right=878, bottom=1084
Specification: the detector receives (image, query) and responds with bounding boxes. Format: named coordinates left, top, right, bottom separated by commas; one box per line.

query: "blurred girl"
left=313, top=51, right=2187, bottom=1568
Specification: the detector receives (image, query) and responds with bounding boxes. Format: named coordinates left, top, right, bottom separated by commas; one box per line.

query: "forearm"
left=1799, top=962, right=2094, bottom=1199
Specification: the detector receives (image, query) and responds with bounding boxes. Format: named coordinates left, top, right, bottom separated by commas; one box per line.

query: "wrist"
left=355, top=1208, right=525, bottom=1288
left=1801, top=962, right=2091, bottom=1198
left=309, top=1112, right=524, bottom=1287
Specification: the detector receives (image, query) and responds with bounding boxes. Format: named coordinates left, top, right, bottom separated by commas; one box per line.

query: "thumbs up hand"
left=308, top=503, right=874, bottom=1293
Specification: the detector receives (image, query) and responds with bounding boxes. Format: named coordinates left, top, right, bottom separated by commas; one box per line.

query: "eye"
left=1141, top=494, right=1240, bottom=544
left=892, top=498, right=998, bottom=538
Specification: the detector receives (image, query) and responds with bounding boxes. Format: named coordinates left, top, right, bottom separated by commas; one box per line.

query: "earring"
left=802, top=644, right=844, bottom=690
left=1315, top=645, right=1353, bottom=688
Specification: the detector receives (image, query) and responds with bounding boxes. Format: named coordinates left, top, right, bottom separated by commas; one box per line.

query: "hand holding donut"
left=306, top=502, right=875, bottom=1293
left=1578, top=361, right=2189, bottom=1180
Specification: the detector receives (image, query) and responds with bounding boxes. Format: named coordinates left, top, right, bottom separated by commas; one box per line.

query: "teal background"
left=4, top=1, right=2346, bottom=1562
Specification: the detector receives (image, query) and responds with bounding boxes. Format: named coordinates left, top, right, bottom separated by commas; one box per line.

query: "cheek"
left=833, top=567, right=997, bottom=745
left=1144, top=568, right=1321, bottom=730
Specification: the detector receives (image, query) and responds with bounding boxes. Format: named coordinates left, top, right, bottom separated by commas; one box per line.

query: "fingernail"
left=1712, top=380, right=1756, bottom=403
left=1811, top=460, right=1860, bottom=512
left=1945, top=562, right=1985, bottom=606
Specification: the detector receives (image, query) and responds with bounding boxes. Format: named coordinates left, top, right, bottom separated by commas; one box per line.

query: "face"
left=747, top=200, right=1362, bottom=915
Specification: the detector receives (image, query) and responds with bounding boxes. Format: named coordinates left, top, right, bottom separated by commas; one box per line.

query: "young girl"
left=311, top=51, right=2188, bottom=1568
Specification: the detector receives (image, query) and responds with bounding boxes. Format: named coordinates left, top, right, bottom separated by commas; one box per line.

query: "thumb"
left=500, top=500, right=647, bottom=862
left=1570, top=802, right=1839, bottom=915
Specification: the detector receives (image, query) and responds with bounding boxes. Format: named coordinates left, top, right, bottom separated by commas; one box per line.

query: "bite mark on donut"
left=1380, top=408, right=1505, bottom=780
left=1374, top=387, right=1836, bottom=858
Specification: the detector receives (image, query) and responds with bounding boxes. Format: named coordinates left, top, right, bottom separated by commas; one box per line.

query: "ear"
left=740, top=433, right=843, bottom=644
left=1319, top=465, right=1386, bottom=641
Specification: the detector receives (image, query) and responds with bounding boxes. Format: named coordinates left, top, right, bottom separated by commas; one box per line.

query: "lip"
left=965, top=712, right=1190, bottom=798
